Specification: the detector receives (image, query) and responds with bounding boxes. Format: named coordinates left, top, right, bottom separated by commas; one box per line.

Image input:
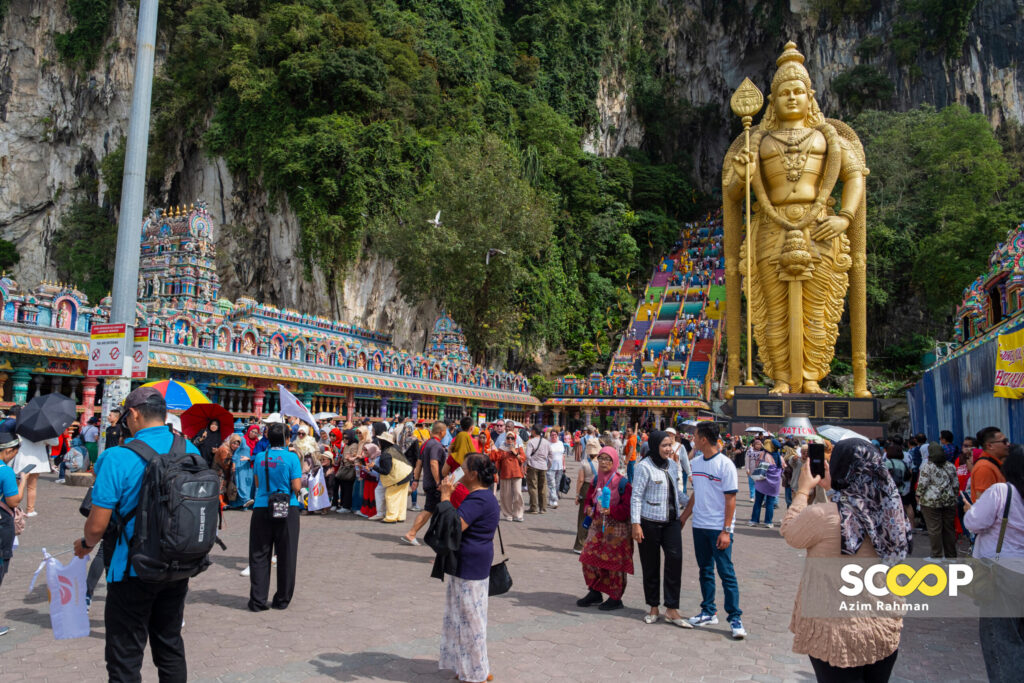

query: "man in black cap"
left=73, top=387, right=202, bottom=682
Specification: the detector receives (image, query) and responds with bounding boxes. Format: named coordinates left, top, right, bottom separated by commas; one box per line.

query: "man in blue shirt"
left=0, top=427, right=28, bottom=637
left=74, top=387, right=201, bottom=682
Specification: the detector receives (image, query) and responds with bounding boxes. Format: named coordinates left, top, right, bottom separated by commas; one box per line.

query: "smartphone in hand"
left=808, top=443, right=826, bottom=478
left=18, top=463, right=37, bottom=475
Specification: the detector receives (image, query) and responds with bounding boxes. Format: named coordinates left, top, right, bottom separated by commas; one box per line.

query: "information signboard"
left=87, top=324, right=127, bottom=377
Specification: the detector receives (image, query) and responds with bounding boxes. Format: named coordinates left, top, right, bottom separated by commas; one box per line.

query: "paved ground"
left=2, top=463, right=986, bottom=682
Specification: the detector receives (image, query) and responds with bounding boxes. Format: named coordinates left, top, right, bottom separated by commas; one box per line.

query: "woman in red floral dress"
left=576, top=446, right=633, bottom=610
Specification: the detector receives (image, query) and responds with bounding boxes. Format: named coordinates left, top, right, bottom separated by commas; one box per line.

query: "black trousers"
left=809, top=650, right=898, bottom=683
left=105, top=576, right=189, bottom=683
left=331, top=476, right=354, bottom=509
left=248, top=505, right=300, bottom=610
left=638, top=517, right=683, bottom=609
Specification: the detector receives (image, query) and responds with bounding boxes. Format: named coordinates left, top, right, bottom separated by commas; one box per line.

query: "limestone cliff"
left=1, top=0, right=1021, bottom=351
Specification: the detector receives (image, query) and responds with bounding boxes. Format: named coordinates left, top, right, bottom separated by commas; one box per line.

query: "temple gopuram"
left=0, top=203, right=536, bottom=423
left=909, top=222, right=1024, bottom=443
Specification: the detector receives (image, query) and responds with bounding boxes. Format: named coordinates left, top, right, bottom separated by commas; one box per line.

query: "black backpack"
left=118, top=434, right=221, bottom=582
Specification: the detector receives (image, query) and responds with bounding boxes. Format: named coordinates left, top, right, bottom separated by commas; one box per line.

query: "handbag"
left=264, top=451, right=290, bottom=519
left=488, top=525, right=513, bottom=596
left=558, top=472, right=571, bottom=495
left=968, top=485, right=1024, bottom=607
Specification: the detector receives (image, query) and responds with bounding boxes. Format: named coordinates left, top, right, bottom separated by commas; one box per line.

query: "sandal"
left=665, top=616, right=694, bottom=629
left=643, top=613, right=660, bottom=624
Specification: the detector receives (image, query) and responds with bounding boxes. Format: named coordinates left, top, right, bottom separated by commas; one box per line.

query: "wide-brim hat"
left=377, top=431, right=396, bottom=446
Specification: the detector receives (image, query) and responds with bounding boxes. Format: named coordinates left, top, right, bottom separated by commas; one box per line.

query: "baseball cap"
left=123, top=386, right=166, bottom=411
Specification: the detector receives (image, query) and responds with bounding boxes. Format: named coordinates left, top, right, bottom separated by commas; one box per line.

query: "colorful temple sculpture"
left=909, top=222, right=1024, bottom=443
left=0, top=203, right=536, bottom=423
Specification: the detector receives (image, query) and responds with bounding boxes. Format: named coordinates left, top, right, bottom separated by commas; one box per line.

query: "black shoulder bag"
left=264, top=451, right=291, bottom=519
left=489, top=524, right=513, bottom=596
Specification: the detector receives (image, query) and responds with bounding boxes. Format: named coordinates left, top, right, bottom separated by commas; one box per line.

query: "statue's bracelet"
left=838, top=209, right=855, bottom=222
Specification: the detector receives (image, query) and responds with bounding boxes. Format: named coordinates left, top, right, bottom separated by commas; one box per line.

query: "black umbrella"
left=15, top=393, right=77, bottom=442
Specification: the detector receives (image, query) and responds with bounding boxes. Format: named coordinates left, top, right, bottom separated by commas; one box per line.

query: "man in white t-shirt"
left=681, top=422, right=745, bottom=639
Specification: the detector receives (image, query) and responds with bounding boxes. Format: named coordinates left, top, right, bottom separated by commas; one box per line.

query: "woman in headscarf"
left=630, top=431, right=688, bottom=626
left=576, top=446, right=633, bottom=611
left=193, top=419, right=224, bottom=468
left=228, top=430, right=256, bottom=509
left=244, top=424, right=260, bottom=453
left=781, top=439, right=910, bottom=681
left=916, top=441, right=959, bottom=560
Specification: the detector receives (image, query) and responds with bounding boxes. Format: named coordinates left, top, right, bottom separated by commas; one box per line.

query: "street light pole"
left=103, top=0, right=159, bottom=442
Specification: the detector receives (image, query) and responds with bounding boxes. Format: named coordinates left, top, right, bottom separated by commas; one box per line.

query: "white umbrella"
left=314, top=412, right=339, bottom=420
left=165, top=414, right=182, bottom=432
left=262, top=412, right=284, bottom=424
left=745, top=426, right=771, bottom=434
left=816, top=425, right=870, bottom=443
left=682, top=419, right=699, bottom=427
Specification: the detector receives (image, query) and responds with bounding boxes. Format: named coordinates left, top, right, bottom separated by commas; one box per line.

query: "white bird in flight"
left=428, top=210, right=442, bottom=228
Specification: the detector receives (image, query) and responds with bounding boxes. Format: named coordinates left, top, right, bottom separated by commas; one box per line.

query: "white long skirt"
left=439, top=575, right=489, bottom=682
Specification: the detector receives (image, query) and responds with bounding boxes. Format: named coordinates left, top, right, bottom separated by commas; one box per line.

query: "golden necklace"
left=768, top=129, right=815, bottom=182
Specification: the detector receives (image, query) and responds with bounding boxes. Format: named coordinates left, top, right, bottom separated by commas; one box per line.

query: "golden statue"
left=723, top=41, right=870, bottom=398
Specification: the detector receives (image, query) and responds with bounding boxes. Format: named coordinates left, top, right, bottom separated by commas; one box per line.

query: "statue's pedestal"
left=726, top=386, right=886, bottom=439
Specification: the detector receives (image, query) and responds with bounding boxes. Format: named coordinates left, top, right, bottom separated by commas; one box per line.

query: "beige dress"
left=780, top=498, right=902, bottom=667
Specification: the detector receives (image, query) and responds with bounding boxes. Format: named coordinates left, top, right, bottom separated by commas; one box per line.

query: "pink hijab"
left=593, top=446, right=625, bottom=506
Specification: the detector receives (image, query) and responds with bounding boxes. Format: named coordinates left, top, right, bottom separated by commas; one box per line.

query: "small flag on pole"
left=278, top=384, right=319, bottom=435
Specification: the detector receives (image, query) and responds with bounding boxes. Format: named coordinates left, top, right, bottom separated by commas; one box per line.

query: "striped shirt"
left=630, top=457, right=687, bottom=524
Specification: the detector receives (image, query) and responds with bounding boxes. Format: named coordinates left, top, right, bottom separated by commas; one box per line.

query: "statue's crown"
left=772, top=40, right=812, bottom=92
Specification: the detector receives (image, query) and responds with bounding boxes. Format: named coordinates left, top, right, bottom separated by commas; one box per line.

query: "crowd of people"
left=1, top=391, right=1022, bottom=682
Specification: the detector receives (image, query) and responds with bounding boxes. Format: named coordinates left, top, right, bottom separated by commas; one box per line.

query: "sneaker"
left=25, top=511, right=38, bottom=517
left=572, top=548, right=582, bottom=554
left=513, top=517, right=524, bottom=523
left=244, top=499, right=255, bottom=509
left=749, top=497, right=755, bottom=503
left=762, top=522, right=773, bottom=529
left=688, top=612, right=718, bottom=627
left=336, top=508, right=350, bottom=514
left=54, top=479, right=66, bottom=484
left=410, top=505, right=422, bottom=511
left=0, top=625, right=8, bottom=636
left=730, top=618, right=747, bottom=639
left=240, top=566, right=251, bottom=577
left=368, top=514, right=384, bottom=521
left=747, top=520, right=757, bottom=527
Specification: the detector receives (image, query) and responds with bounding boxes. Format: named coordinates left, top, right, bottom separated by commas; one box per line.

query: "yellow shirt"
left=413, top=428, right=430, bottom=443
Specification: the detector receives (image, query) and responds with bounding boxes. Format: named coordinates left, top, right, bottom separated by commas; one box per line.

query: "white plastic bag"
left=28, top=548, right=90, bottom=640
left=307, top=468, right=331, bottom=512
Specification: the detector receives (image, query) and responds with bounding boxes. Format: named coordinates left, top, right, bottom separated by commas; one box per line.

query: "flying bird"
left=428, top=210, right=442, bottom=228
left=486, top=248, right=506, bottom=265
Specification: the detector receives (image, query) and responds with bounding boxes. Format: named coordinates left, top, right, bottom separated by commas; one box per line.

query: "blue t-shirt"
left=456, top=489, right=501, bottom=581
left=0, top=460, right=18, bottom=501
left=252, top=447, right=302, bottom=508
left=91, top=425, right=202, bottom=582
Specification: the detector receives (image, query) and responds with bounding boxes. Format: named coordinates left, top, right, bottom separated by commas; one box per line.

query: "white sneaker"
left=240, top=566, right=251, bottom=577
left=730, top=618, right=747, bottom=639
left=410, top=505, right=422, bottom=511
left=54, top=479, right=65, bottom=485
left=747, top=520, right=756, bottom=527
left=762, top=522, right=773, bottom=529
left=688, top=612, right=719, bottom=627
left=25, top=511, right=38, bottom=518
left=336, top=508, right=350, bottom=514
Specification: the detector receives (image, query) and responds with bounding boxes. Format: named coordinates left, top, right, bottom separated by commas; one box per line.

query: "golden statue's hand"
left=731, top=150, right=755, bottom=183
left=811, top=214, right=850, bottom=241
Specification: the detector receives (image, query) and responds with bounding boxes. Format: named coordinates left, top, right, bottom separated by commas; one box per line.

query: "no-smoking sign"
left=109, top=347, right=120, bottom=360
left=134, top=349, right=144, bottom=363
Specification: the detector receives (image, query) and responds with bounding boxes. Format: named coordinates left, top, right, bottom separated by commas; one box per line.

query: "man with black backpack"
left=74, top=387, right=216, bottom=682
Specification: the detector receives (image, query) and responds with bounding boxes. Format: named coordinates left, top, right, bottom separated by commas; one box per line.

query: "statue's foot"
left=769, top=382, right=790, bottom=394
left=801, top=380, right=826, bottom=395
left=855, top=390, right=873, bottom=399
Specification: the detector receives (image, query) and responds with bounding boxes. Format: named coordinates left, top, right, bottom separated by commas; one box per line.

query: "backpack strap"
left=995, top=485, right=1013, bottom=557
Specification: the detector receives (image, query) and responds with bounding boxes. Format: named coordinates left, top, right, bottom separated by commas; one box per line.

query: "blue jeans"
left=785, top=486, right=792, bottom=507
left=627, top=460, right=635, bottom=483
left=747, top=476, right=756, bottom=500
left=751, top=491, right=777, bottom=525
left=692, top=528, right=741, bottom=621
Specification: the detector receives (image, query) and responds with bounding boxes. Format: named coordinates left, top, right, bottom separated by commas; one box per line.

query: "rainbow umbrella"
left=140, top=379, right=211, bottom=411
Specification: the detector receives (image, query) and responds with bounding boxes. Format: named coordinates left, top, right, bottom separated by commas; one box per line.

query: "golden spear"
left=730, top=78, right=763, bottom=387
